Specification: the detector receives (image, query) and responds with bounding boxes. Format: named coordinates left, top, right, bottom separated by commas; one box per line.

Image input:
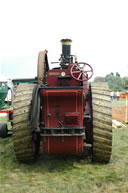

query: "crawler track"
left=13, top=84, right=36, bottom=162
left=91, top=83, right=112, bottom=163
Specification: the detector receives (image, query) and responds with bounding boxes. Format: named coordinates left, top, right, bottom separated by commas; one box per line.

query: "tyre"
left=0, top=123, right=8, bottom=138
left=13, top=84, right=40, bottom=162
left=91, top=83, right=112, bottom=163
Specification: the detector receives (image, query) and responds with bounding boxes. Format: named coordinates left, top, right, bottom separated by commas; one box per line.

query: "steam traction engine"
left=13, top=39, right=112, bottom=163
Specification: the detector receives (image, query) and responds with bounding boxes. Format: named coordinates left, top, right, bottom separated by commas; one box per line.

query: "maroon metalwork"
left=42, top=136, right=83, bottom=154
left=40, top=89, right=83, bottom=128
left=47, top=66, right=80, bottom=87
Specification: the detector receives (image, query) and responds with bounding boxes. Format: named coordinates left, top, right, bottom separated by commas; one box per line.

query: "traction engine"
left=13, top=39, right=112, bottom=163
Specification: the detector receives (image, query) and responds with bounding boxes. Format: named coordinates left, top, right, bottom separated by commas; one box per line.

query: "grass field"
left=112, top=98, right=126, bottom=108
left=0, top=105, right=128, bottom=193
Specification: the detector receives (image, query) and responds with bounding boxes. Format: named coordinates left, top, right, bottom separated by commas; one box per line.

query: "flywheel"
left=37, top=51, right=47, bottom=85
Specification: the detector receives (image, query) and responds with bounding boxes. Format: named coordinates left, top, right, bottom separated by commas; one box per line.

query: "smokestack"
left=61, top=39, right=72, bottom=59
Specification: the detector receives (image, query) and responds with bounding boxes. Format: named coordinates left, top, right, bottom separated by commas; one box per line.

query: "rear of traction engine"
left=13, top=39, right=112, bottom=163
left=39, top=39, right=93, bottom=155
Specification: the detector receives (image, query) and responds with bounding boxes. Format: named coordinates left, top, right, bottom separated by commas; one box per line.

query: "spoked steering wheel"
left=70, top=62, right=93, bottom=81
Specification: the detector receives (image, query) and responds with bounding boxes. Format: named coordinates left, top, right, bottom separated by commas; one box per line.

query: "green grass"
left=0, top=127, right=128, bottom=193
left=112, top=98, right=126, bottom=108
left=0, top=111, right=128, bottom=192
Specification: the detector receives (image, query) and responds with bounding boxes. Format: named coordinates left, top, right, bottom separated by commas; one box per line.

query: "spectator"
left=116, top=91, right=120, bottom=101
left=110, top=91, right=114, bottom=100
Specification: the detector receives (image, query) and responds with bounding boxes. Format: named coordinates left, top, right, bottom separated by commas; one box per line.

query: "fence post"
left=125, top=96, right=128, bottom=123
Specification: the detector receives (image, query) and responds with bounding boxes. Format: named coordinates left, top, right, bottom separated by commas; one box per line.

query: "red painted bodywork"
left=40, top=64, right=87, bottom=154
left=42, top=136, right=83, bottom=154
left=40, top=89, right=83, bottom=128
left=0, top=109, right=13, bottom=114
left=47, top=68, right=80, bottom=87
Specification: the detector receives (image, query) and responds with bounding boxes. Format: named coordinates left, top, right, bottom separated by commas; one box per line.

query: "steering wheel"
left=70, top=62, right=93, bottom=81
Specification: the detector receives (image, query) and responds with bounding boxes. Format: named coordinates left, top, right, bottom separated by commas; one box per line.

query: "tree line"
left=93, top=72, right=128, bottom=91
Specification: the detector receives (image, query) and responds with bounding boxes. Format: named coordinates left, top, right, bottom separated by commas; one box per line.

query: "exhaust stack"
left=61, top=39, right=72, bottom=61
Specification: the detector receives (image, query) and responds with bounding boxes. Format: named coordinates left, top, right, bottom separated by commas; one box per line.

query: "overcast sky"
left=0, top=0, right=128, bottom=80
